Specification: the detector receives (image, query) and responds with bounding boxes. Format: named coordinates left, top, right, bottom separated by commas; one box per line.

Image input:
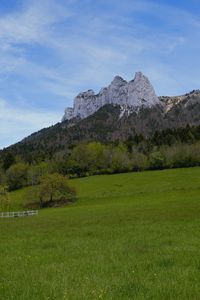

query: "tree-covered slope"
left=1, top=90, right=200, bottom=162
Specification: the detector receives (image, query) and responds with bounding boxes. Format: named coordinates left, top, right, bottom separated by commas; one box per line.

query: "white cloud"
left=0, top=0, right=71, bottom=44
left=0, top=98, right=61, bottom=149
left=0, top=0, right=194, bottom=96
left=0, top=0, right=200, bottom=148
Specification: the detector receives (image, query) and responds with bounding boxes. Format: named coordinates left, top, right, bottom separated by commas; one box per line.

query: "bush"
left=149, top=151, right=165, bottom=170
left=33, top=173, right=77, bottom=208
left=6, top=163, right=29, bottom=190
left=161, top=143, right=200, bottom=169
left=131, top=151, right=148, bottom=171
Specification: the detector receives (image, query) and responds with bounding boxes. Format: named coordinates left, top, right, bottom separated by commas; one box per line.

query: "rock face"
left=159, top=90, right=200, bottom=113
left=4, top=89, right=200, bottom=161
left=62, top=71, right=159, bottom=121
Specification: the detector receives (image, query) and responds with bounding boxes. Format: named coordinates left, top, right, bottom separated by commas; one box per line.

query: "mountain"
left=1, top=72, right=200, bottom=162
left=62, top=72, right=159, bottom=121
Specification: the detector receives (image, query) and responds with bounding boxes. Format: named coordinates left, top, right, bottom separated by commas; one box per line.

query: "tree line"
left=1, top=124, right=200, bottom=210
left=1, top=139, right=200, bottom=193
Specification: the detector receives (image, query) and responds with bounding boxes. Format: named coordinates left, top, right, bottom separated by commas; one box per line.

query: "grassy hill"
left=1, top=168, right=200, bottom=299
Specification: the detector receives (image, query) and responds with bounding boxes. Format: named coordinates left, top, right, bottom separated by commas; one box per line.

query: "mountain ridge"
left=1, top=71, right=200, bottom=162
left=62, top=71, right=159, bottom=121
left=2, top=88, right=200, bottom=161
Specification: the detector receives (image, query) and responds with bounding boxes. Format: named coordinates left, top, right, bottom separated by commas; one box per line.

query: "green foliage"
left=1, top=152, right=15, bottom=171
left=149, top=151, right=165, bottom=170
left=131, top=151, right=148, bottom=171
left=110, top=143, right=131, bottom=172
left=0, top=185, right=10, bottom=211
left=87, top=142, right=107, bottom=171
left=27, top=162, right=49, bottom=186
left=70, top=143, right=90, bottom=174
left=161, top=143, right=200, bottom=168
left=6, top=163, right=29, bottom=190
left=0, top=169, right=5, bottom=185
left=68, top=142, right=133, bottom=175
left=36, top=173, right=76, bottom=207
left=3, top=125, right=200, bottom=188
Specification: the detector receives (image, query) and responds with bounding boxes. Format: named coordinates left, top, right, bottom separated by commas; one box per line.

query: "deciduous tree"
left=37, top=173, right=76, bottom=207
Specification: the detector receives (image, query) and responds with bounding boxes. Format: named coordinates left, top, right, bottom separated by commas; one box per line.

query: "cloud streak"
left=0, top=98, right=61, bottom=149
left=0, top=0, right=200, bottom=148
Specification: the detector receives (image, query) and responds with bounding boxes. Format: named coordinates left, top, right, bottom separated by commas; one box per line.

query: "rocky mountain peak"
left=127, top=71, right=159, bottom=107
left=76, top=89, right=95, bottom=98
left=62, top=71, right=159, bottom=121
left=134, top=71, right=148, bottom=80
left=111, top=75, right=127, bottom=85
left=134, top=71, right=145, bottom=79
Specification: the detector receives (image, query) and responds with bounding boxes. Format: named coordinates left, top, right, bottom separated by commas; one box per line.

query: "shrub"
left=35, top=173, right=77, bottom=208
left=149, top=151, right=165, bottom=170
left=6, top=163, right=29, bottom=190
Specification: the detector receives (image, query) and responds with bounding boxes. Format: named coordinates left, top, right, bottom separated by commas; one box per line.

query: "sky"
left=0, top=0, right=200, bottom=149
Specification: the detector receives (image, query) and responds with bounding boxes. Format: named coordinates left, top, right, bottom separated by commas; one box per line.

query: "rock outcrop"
left=4, top=88, right=200, bottom=161
left=62, top=71, right=159, bottom=121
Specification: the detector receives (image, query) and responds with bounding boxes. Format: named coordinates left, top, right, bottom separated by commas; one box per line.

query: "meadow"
left=1, top=167, right=200, bottom=299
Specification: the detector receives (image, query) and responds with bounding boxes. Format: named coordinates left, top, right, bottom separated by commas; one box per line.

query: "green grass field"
left=1, top=167, right=200, bottom=299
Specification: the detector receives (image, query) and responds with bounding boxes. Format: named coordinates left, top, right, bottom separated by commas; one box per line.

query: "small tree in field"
left=37, top=173, right=76, bottom=207
left=0, top=185, right=10, bottom=211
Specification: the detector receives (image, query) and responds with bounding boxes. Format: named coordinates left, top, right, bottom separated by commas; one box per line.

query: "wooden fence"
left=0, top=210, right=38, bottom=218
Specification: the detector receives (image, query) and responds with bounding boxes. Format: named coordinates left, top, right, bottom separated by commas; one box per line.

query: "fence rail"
left=0, top=210, right=38, bottom=218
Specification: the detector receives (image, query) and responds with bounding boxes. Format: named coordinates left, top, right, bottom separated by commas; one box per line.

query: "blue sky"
left=0, top=0, right=200, bottom=149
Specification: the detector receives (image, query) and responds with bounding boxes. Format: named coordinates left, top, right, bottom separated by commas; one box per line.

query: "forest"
left=1, top=125, right=200, bottom=192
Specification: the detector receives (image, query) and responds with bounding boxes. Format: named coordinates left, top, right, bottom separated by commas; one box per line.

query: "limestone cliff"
left=62, top=71, right=159, bottom=121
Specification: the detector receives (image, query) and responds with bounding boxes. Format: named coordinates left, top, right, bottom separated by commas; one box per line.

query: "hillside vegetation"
left=1, top=168, right=200, bottom=299
left=2, top=92, right=200, bottom=163
left=2, top=125, right=200, bottom=194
